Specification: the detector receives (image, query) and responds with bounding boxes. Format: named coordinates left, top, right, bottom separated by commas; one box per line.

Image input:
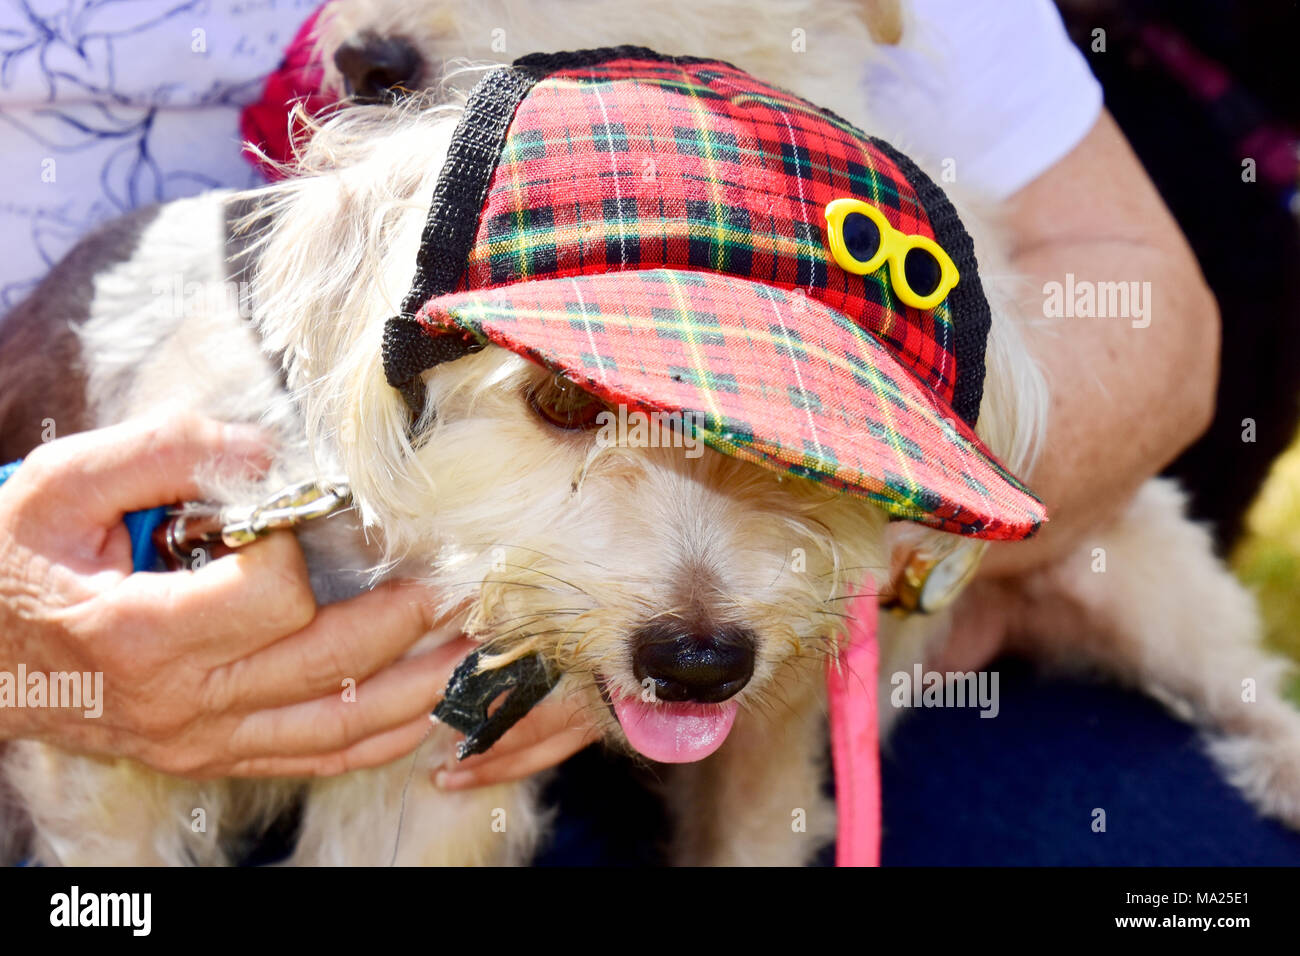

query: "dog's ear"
left=248, top=103, right=455, bottom=393
left=244, top=102, right=461, bottom=540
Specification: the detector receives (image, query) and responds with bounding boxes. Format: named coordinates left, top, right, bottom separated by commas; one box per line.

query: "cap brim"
left=408, top=268, right=1044, bottom=540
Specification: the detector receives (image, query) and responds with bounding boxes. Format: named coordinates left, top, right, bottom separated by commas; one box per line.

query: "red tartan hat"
left=382, top=47, right=1044, bottom=540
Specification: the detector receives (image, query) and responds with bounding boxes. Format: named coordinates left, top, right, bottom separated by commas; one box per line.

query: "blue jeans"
left=535, top=657, right=1300, bottom=865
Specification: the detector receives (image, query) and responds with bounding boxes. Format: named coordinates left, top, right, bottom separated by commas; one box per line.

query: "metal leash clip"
left=879, top=540, right=987, bottom=617
left=154, top=477, right=352, bottom=570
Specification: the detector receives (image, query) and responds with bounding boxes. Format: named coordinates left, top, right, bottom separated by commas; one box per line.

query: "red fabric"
left=465, top=56, right=961, bottom=412
left=828, top=584, right=881, bottom=867
left=418, top=271, right=1044, bottom=539
left=413, top=54, right=1043, bottom=538
left=239, top=6, right=334, bottom=180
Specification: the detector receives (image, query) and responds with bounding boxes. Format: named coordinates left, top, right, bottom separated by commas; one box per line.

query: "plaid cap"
left=383, top=47, right=1045, bottom=540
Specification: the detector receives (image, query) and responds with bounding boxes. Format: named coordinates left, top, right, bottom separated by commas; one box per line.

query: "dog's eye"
left=528, top=374, right=607, bottom=431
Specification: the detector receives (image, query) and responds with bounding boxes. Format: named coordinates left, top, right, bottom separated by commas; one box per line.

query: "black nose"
left=631, top=622, right=756, bottom=704
left=333, top=32, right=423, bottom=101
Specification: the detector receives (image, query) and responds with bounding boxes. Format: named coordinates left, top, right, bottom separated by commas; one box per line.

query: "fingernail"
left=434, top=768, right=471, bottom=790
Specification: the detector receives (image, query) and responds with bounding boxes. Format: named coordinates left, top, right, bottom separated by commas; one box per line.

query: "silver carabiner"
left=154, top=477, right=352, bottom=570
left=219, top=477, right=352, bottom=547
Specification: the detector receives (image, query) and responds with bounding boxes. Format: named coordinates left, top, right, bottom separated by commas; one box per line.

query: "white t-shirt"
left=861, top=0, right=1103, bottom=199
left=0, top=0, right=1103, bottom=310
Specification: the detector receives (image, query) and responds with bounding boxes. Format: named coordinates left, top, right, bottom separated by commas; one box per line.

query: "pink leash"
left=827, top=582, right=881, bottom=866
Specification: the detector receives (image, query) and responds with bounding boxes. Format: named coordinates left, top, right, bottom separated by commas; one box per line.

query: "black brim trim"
left=384, top=45, right=992, bottom=431
left=384, top=64, right=549, bottom=409
left=384, top=47, right=757, bottom=411
left=382, top=320, right=484, bottom=412
left=867, top=138, right=990, bottom=428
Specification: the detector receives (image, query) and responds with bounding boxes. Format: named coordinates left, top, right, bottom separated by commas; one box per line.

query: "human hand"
left=0, top=414, right=454, bottom=778
left=432, top=684, right=600, bottom=790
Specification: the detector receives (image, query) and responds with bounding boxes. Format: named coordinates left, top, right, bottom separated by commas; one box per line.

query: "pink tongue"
left=611, top=696, right=738, bottom=763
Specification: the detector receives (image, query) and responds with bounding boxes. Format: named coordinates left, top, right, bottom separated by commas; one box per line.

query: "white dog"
left=1, top=0, right=1297, bottom=867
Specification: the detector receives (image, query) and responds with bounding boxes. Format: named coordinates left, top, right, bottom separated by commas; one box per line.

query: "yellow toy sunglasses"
left=824, top=198, right=960, bottom=310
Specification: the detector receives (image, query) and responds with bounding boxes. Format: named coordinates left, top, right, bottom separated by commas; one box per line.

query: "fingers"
left=225, top=646, right=454, bottom=760
left=116, top=531, right=317, bottom=659
left=226, top=715, right=436, bottom=778
left=27, top=413, right=271, bottom=524
left=210, top=589, right=461, bottom=712
left=435, top=724, right=598, bottom=790
left=432, top=693, right=599, bottom=790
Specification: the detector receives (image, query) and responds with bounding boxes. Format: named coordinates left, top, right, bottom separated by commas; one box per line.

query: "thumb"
left=32, top=414, right=272, bottom=525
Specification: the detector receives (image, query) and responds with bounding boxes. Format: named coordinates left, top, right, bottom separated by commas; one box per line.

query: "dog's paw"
left=1207, top=731, right=1300, bottom=830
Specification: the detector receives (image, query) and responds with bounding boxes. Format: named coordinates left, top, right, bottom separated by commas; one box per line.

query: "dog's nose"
left=631, top=622, right=756, bottom=704
left=333, top=32, right=423, bottom=101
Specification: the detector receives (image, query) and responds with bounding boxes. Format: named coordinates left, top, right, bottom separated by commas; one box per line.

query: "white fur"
left=316, top=0, right=898, bottom=124
left=4, top=0, right=1297, bottom=866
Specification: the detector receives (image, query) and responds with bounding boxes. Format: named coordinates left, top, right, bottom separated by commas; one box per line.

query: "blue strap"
left=122, top=506, right=167, bottom=572
left=1, top=459, right=166, bottom=572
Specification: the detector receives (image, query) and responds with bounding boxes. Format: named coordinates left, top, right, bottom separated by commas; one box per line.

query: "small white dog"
left=1, top=0, right=1298, bottom=867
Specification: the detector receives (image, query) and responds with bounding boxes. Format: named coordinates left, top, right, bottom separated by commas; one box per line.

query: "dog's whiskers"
left=812, top=565, right=890, bottom=579
left=491, top=562, right=595, bottom=598
left=814, top=607, right=854, bottom=621
left=456, top=540, right=613, bottom=574
left=437, top=577, right=589, bottom=598
left=483, top=609, right=586, bottom=641
left=389, top=723, right=437, bottom=867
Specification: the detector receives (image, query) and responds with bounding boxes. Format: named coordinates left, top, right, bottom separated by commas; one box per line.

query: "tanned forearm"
left=981, top=111, right=1220, bottom=576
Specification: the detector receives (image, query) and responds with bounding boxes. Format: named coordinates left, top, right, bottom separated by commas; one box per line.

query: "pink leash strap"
left=827, top=584, right=881, bottom=866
